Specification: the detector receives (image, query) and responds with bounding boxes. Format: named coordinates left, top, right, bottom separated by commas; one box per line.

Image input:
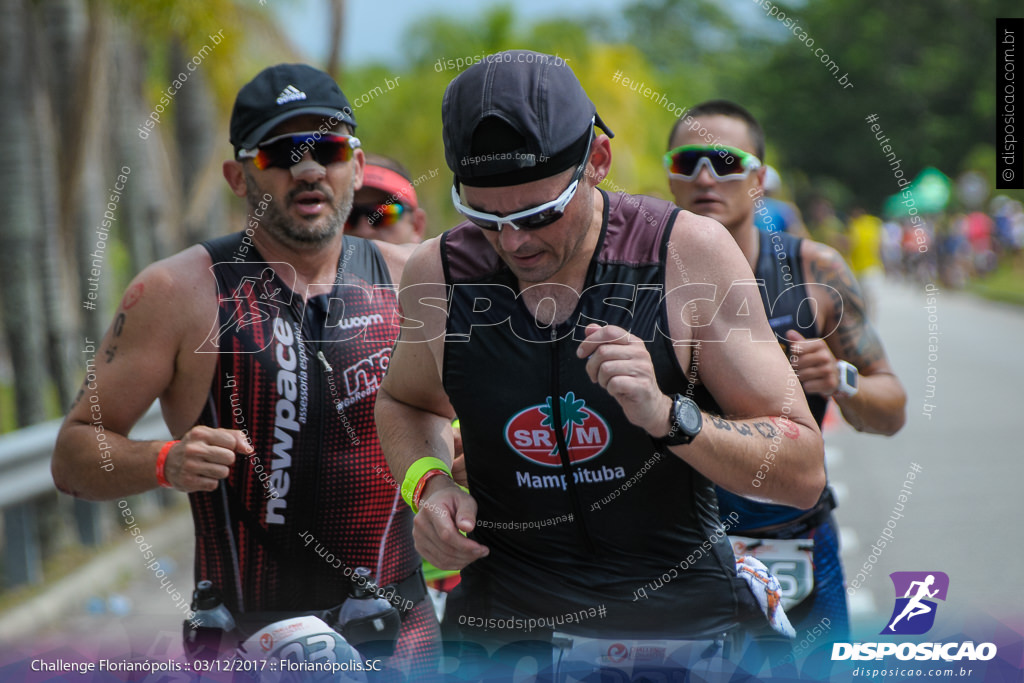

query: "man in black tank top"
left=377, top=52, right=825, bottom=666
left=665, top=100, right=906, bottom=661
left=54, top=64, right=440, bottom=679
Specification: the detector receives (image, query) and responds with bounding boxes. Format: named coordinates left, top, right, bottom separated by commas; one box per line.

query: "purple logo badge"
left=881, top=571, right=949, bottom=635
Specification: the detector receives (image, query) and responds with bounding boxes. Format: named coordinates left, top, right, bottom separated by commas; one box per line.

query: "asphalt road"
left=824, top=277, right=1024, bottom=638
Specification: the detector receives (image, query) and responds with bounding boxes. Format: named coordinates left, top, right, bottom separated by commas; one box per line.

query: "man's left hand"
left=577, top=324, right=672, bottom=436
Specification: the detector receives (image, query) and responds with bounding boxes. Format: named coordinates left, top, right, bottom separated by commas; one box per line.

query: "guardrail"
left=0, top=405, right=173, bottom=589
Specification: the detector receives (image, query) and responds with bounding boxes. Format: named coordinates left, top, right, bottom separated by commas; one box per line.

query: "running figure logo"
left=882, top=571, right=949, bottom=635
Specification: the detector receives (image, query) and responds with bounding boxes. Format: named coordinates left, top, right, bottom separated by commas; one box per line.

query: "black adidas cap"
left=230, top=63, right=357, bottom=153
left=442, top=50, right=613, bottom=187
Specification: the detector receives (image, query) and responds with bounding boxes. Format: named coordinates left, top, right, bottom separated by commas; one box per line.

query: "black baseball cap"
left=229, top=63, right=357, bottom=153
left=442, top=50, right=613, bottom=187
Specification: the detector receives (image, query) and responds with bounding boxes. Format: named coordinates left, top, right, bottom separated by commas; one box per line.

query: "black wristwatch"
left=653, top=394, right=703, bottom=447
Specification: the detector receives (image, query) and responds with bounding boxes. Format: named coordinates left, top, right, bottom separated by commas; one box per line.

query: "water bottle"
left=336, top=568, right=401, bottom=658
left=183, top=580, right=237, bottom=660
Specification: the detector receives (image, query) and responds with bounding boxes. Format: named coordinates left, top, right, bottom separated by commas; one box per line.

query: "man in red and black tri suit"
left=54, top=64, right=440, bottom=679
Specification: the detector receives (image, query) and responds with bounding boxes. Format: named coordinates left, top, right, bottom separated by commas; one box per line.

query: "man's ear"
left=411, top=207, right=428, bottom=243
left=585, top=134, right=612, bottom=186
left=751, top=164, right=767, bottom=197
left=351, top=148, right=365, bottom=191
left=223, top=160, right=247, bottom=198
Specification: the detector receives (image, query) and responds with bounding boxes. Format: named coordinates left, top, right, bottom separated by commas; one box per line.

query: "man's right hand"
left=164, top=426, right=253, bottom=493
left=412, top=476, right=488, bottom=570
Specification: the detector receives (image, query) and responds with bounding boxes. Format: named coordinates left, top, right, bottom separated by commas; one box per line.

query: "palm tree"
left=0, top=0, right=49, bottom=428
left=540, top=392, right=590, bottom=459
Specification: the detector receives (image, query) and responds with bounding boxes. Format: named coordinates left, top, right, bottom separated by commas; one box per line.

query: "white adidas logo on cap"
left=276, top=85, right=306, bottom=105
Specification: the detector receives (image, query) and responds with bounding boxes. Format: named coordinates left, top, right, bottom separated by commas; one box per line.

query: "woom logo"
left=504, top=392, right=610, bottom=466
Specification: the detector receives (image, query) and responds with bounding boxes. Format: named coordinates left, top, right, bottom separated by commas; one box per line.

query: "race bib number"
left=731, top=536, right=814, bottom=610
left=238, top=616, right=370, bottom=682
left=553, top=633, right=729, bottom=680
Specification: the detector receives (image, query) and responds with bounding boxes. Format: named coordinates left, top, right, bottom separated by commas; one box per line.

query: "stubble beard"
left=244, top=170, right=354, bottom=249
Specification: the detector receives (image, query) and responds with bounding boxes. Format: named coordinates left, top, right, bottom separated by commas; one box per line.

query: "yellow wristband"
left=401, top=457, right=452, bottom=510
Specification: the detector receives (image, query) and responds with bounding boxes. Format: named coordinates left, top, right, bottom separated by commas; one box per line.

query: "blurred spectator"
left=991, top=197, right=1024, bottom=269
left=753, top=166, right=810, bottom=237
left=345, top=153, right=427, bottom=244
left=881, top=220, right=903, bottom=279
left=937, top=213, right=970, bottom=288
left=901, top=216, right=936, bottom=284
left=965, top=210, right=996, bottom=276
left=847, top=207, right=884, bottom=319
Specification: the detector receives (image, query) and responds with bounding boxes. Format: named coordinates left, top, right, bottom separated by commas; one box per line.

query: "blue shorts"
left=731, top=514, right=849, bottom=679
left=787, top=513, right=849, bottom=641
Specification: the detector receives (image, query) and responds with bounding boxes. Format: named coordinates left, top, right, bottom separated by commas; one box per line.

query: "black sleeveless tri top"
left=190, top=233, right=416, bottom=613
left=440, top=191, right=748, bottom=638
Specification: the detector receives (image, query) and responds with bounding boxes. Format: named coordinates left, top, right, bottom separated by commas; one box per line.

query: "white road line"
left=840, top=526, right=860, bottom=553
left=830, top=481, right=849, bottom=506
left=848, top=590, right=878, bottom=616
left=825, top=445, right=844, bottom=467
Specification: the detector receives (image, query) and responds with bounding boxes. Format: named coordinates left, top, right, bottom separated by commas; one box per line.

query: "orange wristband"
left=156, top=440, right=179, bottom=488
left=413, top=469, right=449, bottom=513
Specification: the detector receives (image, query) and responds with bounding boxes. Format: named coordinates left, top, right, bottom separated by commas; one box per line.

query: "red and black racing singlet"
left=441, top=191, right=751, bottom=639
left=192, top=233, right=415, bottom=614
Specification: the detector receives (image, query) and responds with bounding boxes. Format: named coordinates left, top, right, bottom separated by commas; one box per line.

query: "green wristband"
left=401, top=457, right=452, bottom=510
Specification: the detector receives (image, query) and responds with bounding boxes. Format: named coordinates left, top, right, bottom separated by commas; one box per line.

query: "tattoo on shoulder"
left=808, top=247, right=885, bottom=367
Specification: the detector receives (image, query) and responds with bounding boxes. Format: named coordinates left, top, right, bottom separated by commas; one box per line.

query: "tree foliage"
left=0, top=0, right=1016, bottom=431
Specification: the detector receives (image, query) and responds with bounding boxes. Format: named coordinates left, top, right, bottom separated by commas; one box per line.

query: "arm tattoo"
left=710, top=415, right=770, bottom=438
left=733, top=421, right=754, bottom=436
left=708, top=414, right=732, bottom=431
left=807, top=247, right=885, bottom=368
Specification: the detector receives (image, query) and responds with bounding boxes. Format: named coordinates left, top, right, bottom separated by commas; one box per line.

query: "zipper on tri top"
left=550, top=329, right=597, bottom=556
left=316, top=350, right=333, bottom=372
left=296, top=296, right=328, bottom=548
